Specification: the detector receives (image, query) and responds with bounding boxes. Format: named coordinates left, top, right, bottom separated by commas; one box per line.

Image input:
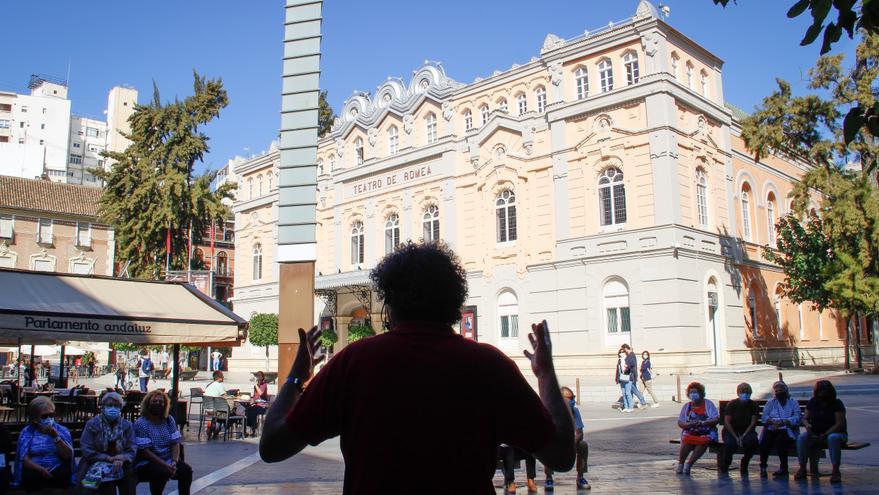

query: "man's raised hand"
left=524, top=320, right=554, bottom=378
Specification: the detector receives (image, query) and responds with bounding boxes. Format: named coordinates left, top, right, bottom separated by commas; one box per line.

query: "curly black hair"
left=370, top=241, right=468, bottom=326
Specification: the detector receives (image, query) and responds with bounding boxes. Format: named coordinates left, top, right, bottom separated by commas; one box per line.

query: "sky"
left=2, top=0, right=858, bottom=175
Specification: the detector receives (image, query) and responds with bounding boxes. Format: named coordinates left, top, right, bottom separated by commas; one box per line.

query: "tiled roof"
left=0, top=175, right=103, bottom=219
left=725, top=102, right=750, bottom=122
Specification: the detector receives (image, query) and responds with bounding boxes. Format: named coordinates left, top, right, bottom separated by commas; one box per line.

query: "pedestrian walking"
left=87, top=354, right=95, bottom=378
left=639, top=350, right=660, bottom=407
left=614, top=347, right=635, bottom=412
left=545, top=386, right=589, bottom=490
left=676, top=382, right=719, bottom=475
left=115, top=362, right=127, bottom=392
left=624, top=345, right=651, bottom=408
left=795, top=380, right=848, bottom=483
left=721, top=383, right=759, bottom=474
left=137, top=351, right=153, bottom=393
left=759, top=381, right=800, bottom=478
left=259, top=242, right=575, bottom=493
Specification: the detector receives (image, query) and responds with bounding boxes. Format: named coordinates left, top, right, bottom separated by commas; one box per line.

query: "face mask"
left=39, top=417, right=54, bottom=427
left=104, top=406, right=121, bottom=420
left=148, top=403, right=164, bottom=415
left=775, top=391, right=788, bottom=400
left=688, top=392, right=700, bottom=401
left=739, top=393, right=751, bottom=401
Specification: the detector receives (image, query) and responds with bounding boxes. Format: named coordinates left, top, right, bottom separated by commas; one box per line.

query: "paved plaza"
left=68, top=368, right=872, bottom=494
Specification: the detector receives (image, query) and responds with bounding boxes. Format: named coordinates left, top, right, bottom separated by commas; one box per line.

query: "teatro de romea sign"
left=349, top=164, right=434, bottom=197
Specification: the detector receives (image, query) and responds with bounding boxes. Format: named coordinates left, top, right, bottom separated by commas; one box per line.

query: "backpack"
left=141, top=358, right=153, bottom=374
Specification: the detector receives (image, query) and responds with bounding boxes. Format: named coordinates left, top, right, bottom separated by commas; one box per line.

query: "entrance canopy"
left=0, top=269, right=247, bottom=346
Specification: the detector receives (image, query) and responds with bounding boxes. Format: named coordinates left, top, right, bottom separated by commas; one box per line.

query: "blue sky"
left=2, top=0, right=856, bottom=175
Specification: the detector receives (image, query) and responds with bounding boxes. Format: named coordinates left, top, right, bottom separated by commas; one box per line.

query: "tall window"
left=696, top=169, right=709, bottom=227
left=598, top=59, right=614, bottom=93
left=317, top=159, right=324, bottom=175
left=496, top=190, right=517, bottom=243
left=767, top=192, right=777, bottom=246
left=604, top=279, right=631, bottom=334
left=0, top=214, right=12, bottom=239
left=575, top=67, right=589, bottom=100
left=598, top=167, right=626, bottom=226
left=700, top=71, right=709, bottom=97
left=516, top=93, right=527, bottom=116
left=775, top=292, right=783, bottom=340
left=329, top=156, right=335, bottom=172
left=384, top=214, right=400, bottom=254
left=268, top=172, right=273, bottom=190
left=37, top=218, right=53, bottom=244
left=463, top=111, right=473, bottom=131
left=75, top=222, right=91, bottom=248
left=388, top=126, right=399, bottom=155
left=741, top=186, right=753, bottom=241
left=423, top=205, right=440, bottom=242
left=497, top=98, right=508, bottom=113
left=257, top=174, right=263, bottom=197
left=535, top=86, right=547, bottom=113
left=671, top=53, right=679, bottom=79
left=623, top=52, right=639, bottom=85
left=480, top=105, right=490, bottom=126
left=748, top=288, right=758, bottom=339
left=350, top=221, right=364, bottom=265
left=686, top=62, right=694, bottom=89
left=354, top=138, right=364, bottom=166
left=252, top=244, right=263, bottom=281
left=217, top=251, right=228, bottom=276
left=426, top=113, right=437, bottom=144
left=247, top=178, right=253, bottom=199
left=497, top=290, right=519, bottom=339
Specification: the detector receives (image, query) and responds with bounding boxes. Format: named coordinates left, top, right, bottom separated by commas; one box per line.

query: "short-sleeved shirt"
left=807, top=398, right=846, bottom=435
left=25, top=425, right=72, bottom=470
left=134, top=416, right=181, bottom=467
left=204, top=381, right=227, bottom=397
left=285, top=321, right=554, bottom=495
left=724, top=398, right=759, bottom=435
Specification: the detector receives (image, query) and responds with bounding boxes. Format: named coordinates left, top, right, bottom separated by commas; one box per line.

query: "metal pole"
left=171, top=344, right=181, bottom=423
left=29, top=344, right=35, bottom=386
left=58, top=345, right=66, bottom=388
left=675, top=374, right=682, bottom=403
left=576, top=377, right=581, bottom=405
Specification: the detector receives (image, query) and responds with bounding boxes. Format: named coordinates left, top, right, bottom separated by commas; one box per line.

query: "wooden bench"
left=3, top=421, right=86, bottom=463
left=670, top=399, right=870, bottom=471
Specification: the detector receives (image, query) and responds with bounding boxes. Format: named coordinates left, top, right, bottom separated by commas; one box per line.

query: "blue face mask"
left=39, top=417, right=54, bottom=427
left=104, top=406, right=121, bottom=420
left=739, top=393, right=751, bottom=401
left=688, top=392, right=701, bottom=402
left=568, top=398, right=576, bottom=407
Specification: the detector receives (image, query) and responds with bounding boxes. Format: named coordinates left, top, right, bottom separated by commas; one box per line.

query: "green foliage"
left=347, top=324, right=375, bottom=343
left=94, top=71, right=236, bottom=279
left=318, top=90, right=336, bottom=138
left=248, top=313, right=279, bottom=348
left=319, top=328, right=339, bottom=349
left=111, top=342, right=138, bottom=352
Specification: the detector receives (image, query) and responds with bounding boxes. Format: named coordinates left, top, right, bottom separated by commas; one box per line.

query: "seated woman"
left=497, top=444, right=537, bottom=493
left=721, top=383, right=759, bottom=474
left=676, top=382, right=719, bottom=475
left=759, top=381, right=800, bottom=478
left=244, top=371, right=270, bottom=437
left=13, top=396, right=75, bottom=492
left=77, top=392, right=138, bottom=494
left=134, top=390, right=193, bottom=495
left=795, top=380, right=847, bottom=483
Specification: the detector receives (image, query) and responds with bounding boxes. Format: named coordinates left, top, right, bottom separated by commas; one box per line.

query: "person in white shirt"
left=203, top=371, right=228, bottom=439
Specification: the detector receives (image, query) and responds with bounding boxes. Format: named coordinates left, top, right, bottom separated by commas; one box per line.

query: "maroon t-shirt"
left=285, top=321, right=554, bottom=494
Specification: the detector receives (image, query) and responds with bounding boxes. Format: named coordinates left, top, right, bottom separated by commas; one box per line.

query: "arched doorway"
left=706, top=277, right=722, bottom=366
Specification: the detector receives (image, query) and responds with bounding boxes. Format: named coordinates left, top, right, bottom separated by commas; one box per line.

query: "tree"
left=318, top=90, right=336, bottom=138
left=249, top=313, right=279, bottom=371
left=95, top=72, right=236, bottom=279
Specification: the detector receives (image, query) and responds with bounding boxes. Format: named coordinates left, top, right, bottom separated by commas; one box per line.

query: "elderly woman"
left=759, top=381, right=800, bottom=478
left=795, top=380, right=848, bottom=483
left=77, top=392, right=137, bottom=494
left=13, top=396, right=74, bottom=492
left=676, top=382, right=719, bottom=475
left=134, top=390, right=193, bottom=495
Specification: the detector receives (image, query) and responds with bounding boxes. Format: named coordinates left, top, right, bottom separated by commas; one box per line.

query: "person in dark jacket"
left=795, top=380, right=848, bottom=483
left=614, top=346, right=635, bottom=412
left=640, top=351, right=660, bottom=407
left=721, top=383, right=759, bottom=474
left=77, top=392, right=138, bottom=494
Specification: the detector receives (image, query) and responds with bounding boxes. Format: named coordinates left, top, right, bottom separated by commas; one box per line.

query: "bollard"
left=675, top=374, right=682, bottom=403
left=778, top=371, right=783, bottom=383
left=576, top=377, right=581, bottom=405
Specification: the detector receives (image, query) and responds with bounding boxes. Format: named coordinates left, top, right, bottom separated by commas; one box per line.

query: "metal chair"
left=213, top=397, right=245, bottom=441
left=187, top=387, right=204, bottom=431
left=198, top=395, right=218, bottom=440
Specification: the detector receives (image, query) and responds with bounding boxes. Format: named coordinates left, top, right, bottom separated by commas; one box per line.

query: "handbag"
left=618, top=372, right=630, bottom=382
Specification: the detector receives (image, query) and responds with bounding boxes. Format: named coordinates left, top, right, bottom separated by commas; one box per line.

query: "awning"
left=0, top=269, right=248, bottom=345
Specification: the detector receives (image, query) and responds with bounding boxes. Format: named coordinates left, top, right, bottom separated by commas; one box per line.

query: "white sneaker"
left=623, top=408, right=633, bottom=413
left=651, top=403, right=660, bottom=408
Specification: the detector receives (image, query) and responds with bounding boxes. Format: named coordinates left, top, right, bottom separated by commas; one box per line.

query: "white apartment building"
left=0, top=75, right=137, bottom=187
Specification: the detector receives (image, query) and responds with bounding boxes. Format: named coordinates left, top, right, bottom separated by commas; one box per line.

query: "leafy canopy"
left=249, top=313, right=279, bottom=348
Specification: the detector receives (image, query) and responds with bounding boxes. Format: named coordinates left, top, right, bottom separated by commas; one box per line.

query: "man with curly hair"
left=261, top=242, right=575, bottom=494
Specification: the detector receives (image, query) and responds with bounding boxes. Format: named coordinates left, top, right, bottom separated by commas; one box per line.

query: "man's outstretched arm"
left=525, top=320, right=576, bottom=472
left=259, top=326, right=323, bottom=463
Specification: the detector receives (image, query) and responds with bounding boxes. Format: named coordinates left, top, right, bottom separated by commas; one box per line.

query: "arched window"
left=354, top=137, right=364, bottom=166
left=422, top=205, right=440, bottom=242
left=767, top=192, right=777, bottom=246
left=269, top=172, right=275, bottom=190
left=700, top=70, right=709, bottom=97
left=748, top=286, right=758, bottom=339
left=496, top=190, right=517, bottom=243
left=598, top=167, right=626, bottom=226
left=350, top=221, right=364, bottom=265
left=425, top=113, right=437, bottom=144
left=194, top=248, right=204, bottom=263
left=516, top=93, right=527, bottom=116
left=604, top=279, right=631, bottom=334
left=497, top=98, right=508, bottom=113
left=257, top=174, right=263, bottom=197
left=741, top=185, right=753, bottom=241
left=686, top=62, right=694, bottom=89
left=480, top=104, right=490, bottom=126
left=384, top=214, right=400, bottom=254
left=388, top=126, right=399, bottom=156
left=535, top=86, right=547, bottom=113
left=696, top=169, right=709, bottom=227
left=217, top=251, right=228, bottom=276
left=598, top=59, right=614, bottom=93
left=247, top=178, right=253, bottom=200
left=497, top=290, right=519, bottom=339
left=671, top=52, right=680, bottom=80
left=317, top=159, right=324, bottom=175
left=623, top=52, right=639, bottom=85
left=329, top=156, right=335, bottom=172
left=252, top=243, right=263, bottom=281
left=575, top=67, right=589, bottom=100
left=463, top=110, right=473, bottom=131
